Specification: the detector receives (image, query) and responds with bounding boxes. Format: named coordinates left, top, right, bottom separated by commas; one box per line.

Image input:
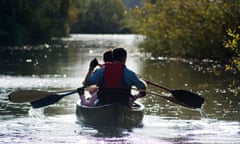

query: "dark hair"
left=112, top=47, right=127, bottom=61
left=103, top=49, right=113, bottom=62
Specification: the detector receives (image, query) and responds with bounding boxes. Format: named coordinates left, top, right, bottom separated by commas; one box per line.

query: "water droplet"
left=26, top=59, right=32, bottom=63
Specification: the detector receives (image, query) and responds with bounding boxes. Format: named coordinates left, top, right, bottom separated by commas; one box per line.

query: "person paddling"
left=78, top=49, right=113, bottom=106
left=82, top=47, right=146, bottom=107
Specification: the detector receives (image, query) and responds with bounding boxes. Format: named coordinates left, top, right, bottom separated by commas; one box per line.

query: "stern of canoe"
left=76, top=101, right=144, bottom=128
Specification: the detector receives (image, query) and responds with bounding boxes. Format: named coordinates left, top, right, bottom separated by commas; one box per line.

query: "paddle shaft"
left=8, top=86, right=97, bottom=103
left=132, top=87, right=198, bottom=109
left=144, top=79, right=171, bottom=92
left=132, top=87, right=168, bottom=99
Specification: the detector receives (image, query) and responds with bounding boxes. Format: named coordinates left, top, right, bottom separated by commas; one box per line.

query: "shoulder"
left=88, top=67, right=104, bottom=83
left=123, top=67, right=145, bottom=88
left=94, top=67, right=105, bottom=73
left=123, top=67, right=140, bottom=81
left=124, top=67, right=137, bottom=76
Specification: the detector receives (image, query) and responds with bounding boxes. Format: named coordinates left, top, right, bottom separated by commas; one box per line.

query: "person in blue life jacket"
left=81, top=47, right=147, bottom=107
left=78, top=49, right=113, bottom=106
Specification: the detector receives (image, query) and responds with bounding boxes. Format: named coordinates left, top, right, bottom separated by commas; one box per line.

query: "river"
left=0, top=34, right=239, bottom=144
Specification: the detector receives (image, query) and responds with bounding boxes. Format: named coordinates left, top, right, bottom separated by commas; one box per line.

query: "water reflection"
left=0, top=114, right=239, bottom=144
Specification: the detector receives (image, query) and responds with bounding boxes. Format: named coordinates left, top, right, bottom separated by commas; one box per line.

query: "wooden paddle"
left=144, top=90, right=201, bottom=109
left=8, top=88, right=83, bottom=108
left=8, top=89, right=77, bottom=103
left=144, top=79, right=204, bottom=109
left=30, top=90, right=77, bottom=108
left=8, top=90, right=57, bottom=103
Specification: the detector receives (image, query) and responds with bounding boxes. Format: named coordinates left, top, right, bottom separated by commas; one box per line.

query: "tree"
left=126, top=0, right=240, bottom=59
left=0, top=0, right=78, bottom=45
left=70, top=0, right=126, bottom=34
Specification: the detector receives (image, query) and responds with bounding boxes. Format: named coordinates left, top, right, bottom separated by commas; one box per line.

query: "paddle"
left=8, top=88, right=83, bottom=108
left=8, top=89, right=79, bottom=103
left=144, top=90, right=200, bottom=109
left=144, top=79, right=204, bottom=109
left=30, top=90, right=77, bottom=108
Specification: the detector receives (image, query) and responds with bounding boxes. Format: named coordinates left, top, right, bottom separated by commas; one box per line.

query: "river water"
left=0, top=34, right=239, bottom=144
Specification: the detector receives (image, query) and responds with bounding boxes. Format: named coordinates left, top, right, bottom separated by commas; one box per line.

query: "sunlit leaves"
left=225, top=64, right=232, bottom=71
left=225, top=27, right=240, bottom=71
left=224, top=26, right=240, bottom=96
left=225, top=29, right=240, bottom=51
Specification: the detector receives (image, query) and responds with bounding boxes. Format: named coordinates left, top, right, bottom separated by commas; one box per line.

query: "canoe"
left=76, top=101, right=144, bottom=128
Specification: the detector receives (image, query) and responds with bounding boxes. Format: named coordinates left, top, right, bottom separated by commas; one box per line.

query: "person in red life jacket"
left=82, top=47, right=146, bottom=107
left=78, top=49, right=113, bottom=106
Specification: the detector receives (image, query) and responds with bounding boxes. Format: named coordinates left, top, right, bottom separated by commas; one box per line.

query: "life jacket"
left=103, top=62, right=124, bottom=88
left=98, top=62, right=131, bottom=107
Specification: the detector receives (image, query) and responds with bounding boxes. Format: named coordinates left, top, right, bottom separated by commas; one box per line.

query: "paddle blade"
left=30, top=94, right=64, bottom=108
left=171, top=90, right=204, bottom=109
left=8, top=90, right=54, bottom=103
left=30, top=90, right=77, bottom=108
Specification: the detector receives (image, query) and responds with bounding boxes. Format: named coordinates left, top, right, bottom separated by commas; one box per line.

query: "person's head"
left=112, top=47, right=127, bottom=63
left=103, top=49, right=113, bottom=63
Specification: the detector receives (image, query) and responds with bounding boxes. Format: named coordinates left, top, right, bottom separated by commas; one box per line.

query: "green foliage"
left=126, top=0, right=240, bottom=59
left=224, top=26, right=240, bottom=96
left=0, top=0, right=78, bottom=45
left=70, top=0, right=126, bottom=34
left=225, top=27, right=240, bottom=71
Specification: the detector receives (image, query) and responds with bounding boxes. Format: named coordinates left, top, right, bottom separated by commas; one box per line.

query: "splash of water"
left=199, top=109, right=208, bottom=119
left=28, top=108, right=45, bottom=118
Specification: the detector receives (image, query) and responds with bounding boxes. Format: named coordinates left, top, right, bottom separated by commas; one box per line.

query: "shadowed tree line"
left=0, top=0, right=74, bottom=45
left=70, top=0, right=126, bottom=34
left=0, top=0, right=127, bottom=46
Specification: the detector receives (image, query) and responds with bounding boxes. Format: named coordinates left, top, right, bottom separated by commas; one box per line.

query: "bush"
left=126, top=0, right=240, bottom=59
left=224, top=26, right=240, bottom=96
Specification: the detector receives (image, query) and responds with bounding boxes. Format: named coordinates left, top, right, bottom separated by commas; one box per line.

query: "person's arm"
left=87, top=68, right=104, bottom=85
left=82, top=68, right=94, bottom=86
left=125, top=69, right=147, bottom=97
left=127, top=70, right=147, bottom=106
left=82, top=58, right=99, bottom=86
left=135, top=79, right=147, bottom=98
